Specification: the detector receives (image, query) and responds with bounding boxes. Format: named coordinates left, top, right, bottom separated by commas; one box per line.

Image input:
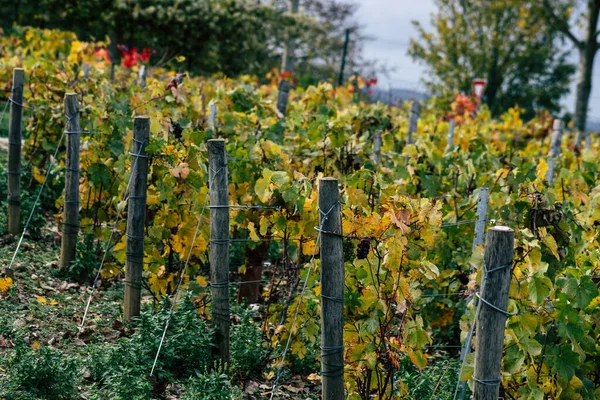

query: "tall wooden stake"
left=338, top=29, right=350, bottom=86
left=472, top=188, right=489, bottom=252
left=7, top=68, right=24, bottom=235
left=83, top=63, right=89, bottom=79
left=371, top=130, right=382, bottom=166
left=209, top=139, right=230, bottom=364
left=208, top=103, right=217, bottom=136
left=445, top=118, right=456, bottom=154
left=59, top=94, right=81, bottom=269
left=319, top=177, right=344, bottom=400
left=473, top=226, right=514, bottom=400
left=123, top=116, right=150, bottom=321
left=138, top=65, right=147, bottom=88
left=546, top=119, right=564, bottom=183
left=407, top=100, right=421, bottom=145
left=276, top=0, right=300, bottom=116
left=458, top=186, right=490, bottom=399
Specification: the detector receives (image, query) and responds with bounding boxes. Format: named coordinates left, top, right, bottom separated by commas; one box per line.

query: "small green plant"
left=230, top=306, right=267, bottom=380
left=0, top=342, right=80, bottom=400
left=183, top=362, right=243, bottom=400
left=399, top=353, right=461, bottom=399
left=59, top=232, right=98, bottom=282
left=87, top=295, right=215, bottom=398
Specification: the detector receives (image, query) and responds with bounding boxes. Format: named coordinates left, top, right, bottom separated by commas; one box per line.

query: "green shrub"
left=183, top=363, right=243, bottom=400
left=399, top=353, right=461, bottom=399
left=88, top=295, right=215, bottom=398
left=230, top=307, right=267, bottom=380
left=58, top=232, right=99, bottom=283
left=0, top=343, right=80, bottom=400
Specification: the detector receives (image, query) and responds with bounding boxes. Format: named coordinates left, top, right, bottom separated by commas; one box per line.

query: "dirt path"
left=0, top=137, right=7, bottom=152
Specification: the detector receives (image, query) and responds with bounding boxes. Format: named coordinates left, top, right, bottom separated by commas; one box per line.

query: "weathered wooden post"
left=457, top=186, right=490, bottom=399
left=546, top=119, right=564, bottom=183
left=338, top=29, right=350, bottom=86
left=473, top=226, right=514, bottom=400
left=83, top=63, right=89, bottom=79
left=138, top=65, right=147, bottom=88
left=209, top=139, right=230, bottom=364
left=59, top=94, right=81, bottom=269
left=7, top=68, right=24, bottom=235
left=319, top=177, right=344, bottom=400
left=445, top=118, right=456, bottom=154
left=407, top=100, right=421, bottom=145
left=276, top=0, right=300, bottom=116
left=123, top=116, right=150, bottom=322
left=371, top=130, right=382, bottom=166
left=472, top=188, right=489, bottom=252
left=208, top=103, right=217, bottom=136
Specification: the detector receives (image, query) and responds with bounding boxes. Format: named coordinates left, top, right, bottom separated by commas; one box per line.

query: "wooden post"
left=319, top=177, right=344, bottom=400
left=371, top=130, right=382, bottom=166
left=407, top=100, right=421, bottom=145
left=473, top=226, right=514, bottom=400
left=209, top=139, right=230, bottom=364
left=585, top=133, right=591, bottom=150
left=546, top=119, right=564, bottom=183
left=59, top=94, right=81, bottom=269
left=138, top=65, right=147, bottom=88
left=208, top=103, right=217, bottom=135
left=276, top=0, right=300, bottom=116
left=338, top=29, right=350, bottom=86
left=123, top=116, right=150, bottom=322
left=445, top=118, right=455, bottom=154
left=457, top=186, right=490, bottom=399
left=83, top=63, right=89, bottom=79
left=7, top=68, right=24, bottom=235
left=472, top=188, right=489, bottom=252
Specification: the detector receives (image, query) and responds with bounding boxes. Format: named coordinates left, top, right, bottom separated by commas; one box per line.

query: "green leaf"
left=551, top=345, right=578, bottom=381
left=528, top=275, right=552, bottom=305
left=504, top=346, right=525, bottom=373
left=564, top=276, right=598, bottom=309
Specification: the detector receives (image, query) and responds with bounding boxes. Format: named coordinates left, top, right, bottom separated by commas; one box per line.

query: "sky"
left=357, top=0, right=600, bottom=121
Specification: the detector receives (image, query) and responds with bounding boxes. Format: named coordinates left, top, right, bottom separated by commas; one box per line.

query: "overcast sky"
left=357, top=0, right=600, bottom=121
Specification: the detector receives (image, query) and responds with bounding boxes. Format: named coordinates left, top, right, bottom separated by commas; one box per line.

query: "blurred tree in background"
left=408, top=0, right=576, bottom=118
left=0, top=0, right=370, bottom=83
left=538, top=0, right=599, bottom=147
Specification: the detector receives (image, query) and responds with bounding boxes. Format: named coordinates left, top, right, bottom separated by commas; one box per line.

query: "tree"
left=540, top=0, right=599, bottom=148
left=408, top=0, right=576, bottom=118
left=0, top=0, right=371, bottom=84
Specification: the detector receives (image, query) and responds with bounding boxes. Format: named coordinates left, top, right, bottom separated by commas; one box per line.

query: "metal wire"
left=6, top=129, right=67, bottom=272
left=149, top=167, right=223, bottom=377
left=269, top=202, right=338, bottom=400
left=79, top=139, right=148, bottom=331
left=453, top=262, right=512, bottom=400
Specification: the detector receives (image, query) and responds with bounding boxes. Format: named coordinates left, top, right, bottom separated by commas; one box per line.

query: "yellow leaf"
left=32, top=341, right=41, bottom=351
left=264, top=370, right=275, bottom=381
left=0, top=277, right=13, bottom=293
left=408, top=349, right=427, bottom=370
left=307, top=373, right=321, bottom=381
left=536, top=158, right=549, bottom=182
left=259, top=216, right=269, bottom=236
left=542, top=234, right=560, bottom=260
left=570, top=375, right=583, bottom=389
left=37, top=296, right=47, bottom=305
left=248, top=221, right=260, bottom=241
left=254, top=177, right=272, bottom=203
left=196, top=275, right=208, bottom=288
